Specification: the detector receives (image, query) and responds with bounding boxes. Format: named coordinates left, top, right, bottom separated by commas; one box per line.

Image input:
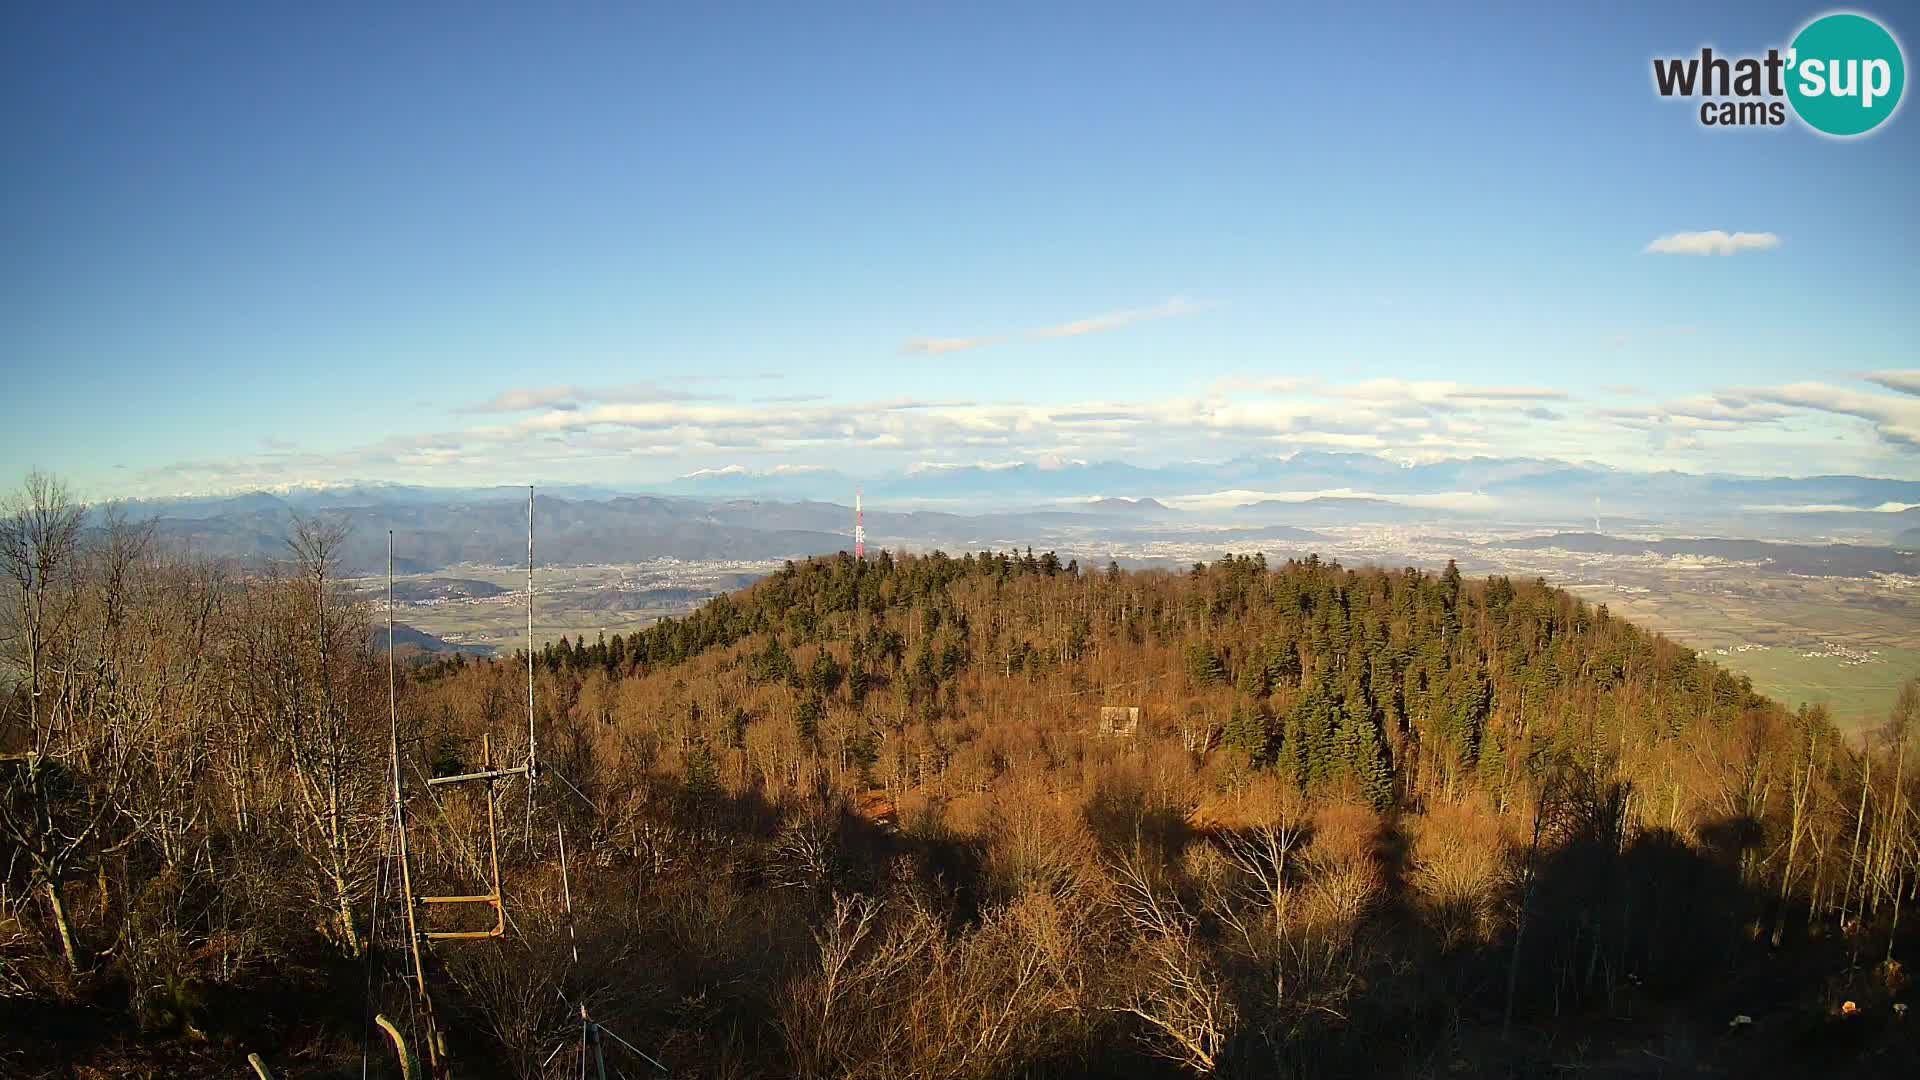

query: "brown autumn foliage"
left=2, top=471, right=1918, bottom=1078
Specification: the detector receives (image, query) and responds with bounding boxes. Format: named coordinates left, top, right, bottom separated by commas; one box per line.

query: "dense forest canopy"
left=3, top=471, right=1917, bottom=1077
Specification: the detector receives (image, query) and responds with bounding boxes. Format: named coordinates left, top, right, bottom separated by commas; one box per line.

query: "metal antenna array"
left=542, top=821, right=669, bottom=1080
left=381, top=488, right=543, bottom=1077
left=387, top=531, right=441, bottom=1074
left=416, top=486, right=536, bottom=936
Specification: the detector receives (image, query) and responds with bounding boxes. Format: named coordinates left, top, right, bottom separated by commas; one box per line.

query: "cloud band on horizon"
left=114, top=371, right=1918, bottom=497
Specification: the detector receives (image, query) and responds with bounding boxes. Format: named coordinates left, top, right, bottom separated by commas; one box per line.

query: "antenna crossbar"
left=380, top=496, right=543, bottom=1076
left=426, top=763, right=529, bottom=787
left=417, top=731, right=511, bottom=941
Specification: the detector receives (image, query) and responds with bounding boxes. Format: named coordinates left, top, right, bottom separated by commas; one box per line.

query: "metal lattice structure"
left=382, top=486, right=542, bottom=1077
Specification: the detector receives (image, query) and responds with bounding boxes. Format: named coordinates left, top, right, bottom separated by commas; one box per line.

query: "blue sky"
left=2, top=1, right=1916, bottom=497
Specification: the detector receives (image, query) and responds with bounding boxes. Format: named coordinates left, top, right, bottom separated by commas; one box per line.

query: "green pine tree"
left=795, top=691, right=825, bottom=743
left=1187, top=642, right=1226, bottom=687
left=1336, top=707, right=1393, bottom=809
left=1237, top=643, right=1273, bottom=698
left=1223, top=701, right=1273, bottom=764
left=807, top=649, right=843, bottom=696
left=1285, top=679, right=1339, bottom=790
left=682, top=737, right=721, bottom=822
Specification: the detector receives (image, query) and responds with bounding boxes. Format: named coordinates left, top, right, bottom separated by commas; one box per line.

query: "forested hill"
left=513, top=548, right=1776, bottom=810
left=12, top=534, right=1918, bottom=1077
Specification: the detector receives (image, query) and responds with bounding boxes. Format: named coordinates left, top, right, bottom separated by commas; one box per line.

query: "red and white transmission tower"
left=854, top=488, right=866, bottom=559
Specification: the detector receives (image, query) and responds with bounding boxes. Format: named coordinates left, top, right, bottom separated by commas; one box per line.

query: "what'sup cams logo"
left=1653, top=10, right=1905, bottom=136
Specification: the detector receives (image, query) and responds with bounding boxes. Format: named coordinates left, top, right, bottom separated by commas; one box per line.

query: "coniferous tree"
left=1237, top=643, right=1273, bottom=698
left=5, top=466, right=1894, bottom=1080
left=1186, top=642, right=1226, bottom=687
left=682, top=736, right=721, bottom=819
left=795, top=691, right=825, bottom=743
left=1224, top=701, right=1273, bottom=764
left=1336, top=703, right=1394, bottom=808
left=1283, top=678, right=1340, bottom=789
left=1265, top=631, right=1302, bottom=689
left=808, top=649, right=843, bottom=697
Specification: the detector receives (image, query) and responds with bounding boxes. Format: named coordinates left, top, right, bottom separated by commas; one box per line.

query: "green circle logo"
left=1787, top=12, right=1905, bottom=136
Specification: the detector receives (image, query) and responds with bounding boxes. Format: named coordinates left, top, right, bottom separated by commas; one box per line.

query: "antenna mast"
left=854, top=487, right=865, bottom=560
left=380, top=509, right=542, bottom=1079
left=527, top=484, right=538, bottom=781
left=388, top=532, right=442, bottom=1076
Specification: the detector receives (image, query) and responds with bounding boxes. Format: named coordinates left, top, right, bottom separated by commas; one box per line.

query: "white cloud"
left=1031, top=296, right=1202, bottom=339
left=1866, top=370, right=1920, bottom=397
left=1738, top=382, right=1920, bottom=448
left=1643, top=230, right=1780, bottom=256
left=1447, top=387, right=1571, bottom=403
left=1207, top=375, right=1319, bottom=396
left=1740, top=502, right=1920, bottom=514
left=678, top=463, right=830, bottom=480
left=1161, top=488, right=1501, bottom=512
left=465, top=386, right=587, bottom=413
left=905, top=296, right=1207, bottom=354
left=903, top=337, right=994, bottom=355
left=462, top=382, right=703, bottom=414
left=1334, top=379, right=1568, bottom=405
left=908, top=459, right=1027, bottom=474
left=121, top=372, right=1902, bottom=499
left=1599, top=394, right=1794, bottom=434
left=679, top=465, right=751, bottom=480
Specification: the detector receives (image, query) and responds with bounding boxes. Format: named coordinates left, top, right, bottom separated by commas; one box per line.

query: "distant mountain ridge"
left=1083, top=497, right=1173, bottom=515
left=119, top=452, right=1920, bottom=531
left=141, top=495, right=846, bottom=574
left=656, top=451, right=1920, bottom=531
left=110, top=490, right=1342, bottom=578
left=109, top=481, right=627, bottom=521
left=103, top=452, right=1920, bottom=574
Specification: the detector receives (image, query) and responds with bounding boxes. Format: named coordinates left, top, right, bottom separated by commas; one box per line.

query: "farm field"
left=346, top=559, right=780, bottom=654
left=1082, top=523, right=1920, bottom=735
left=1558, top=574, right=1919, bottom=735
left=1708, top=645, right=1918, bottom=732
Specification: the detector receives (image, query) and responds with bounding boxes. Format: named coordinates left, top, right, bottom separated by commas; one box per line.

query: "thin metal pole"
left=526, top=486, right=538, bottom=852
left=594, top=1021, right=670, bottom=1073
left=360, top=824, right=396, bottom=1080
left=528, top=485, right=537, bottom=778
left=559, top=823, right=579, bottom=965
left=483, top=734, right=504, bottom=908
left=388, top=532, right=438, bottom=1076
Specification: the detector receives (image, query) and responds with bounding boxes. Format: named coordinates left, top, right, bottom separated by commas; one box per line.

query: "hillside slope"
left=406, top=551, right=1914, bottom=1076
left=12, top=550, right=1916, bottom=1078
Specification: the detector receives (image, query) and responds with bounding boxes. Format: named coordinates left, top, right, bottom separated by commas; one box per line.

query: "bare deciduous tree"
left=226, top=516, right=384, bottom=955
left=1, top=472, right=101, bottom=971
